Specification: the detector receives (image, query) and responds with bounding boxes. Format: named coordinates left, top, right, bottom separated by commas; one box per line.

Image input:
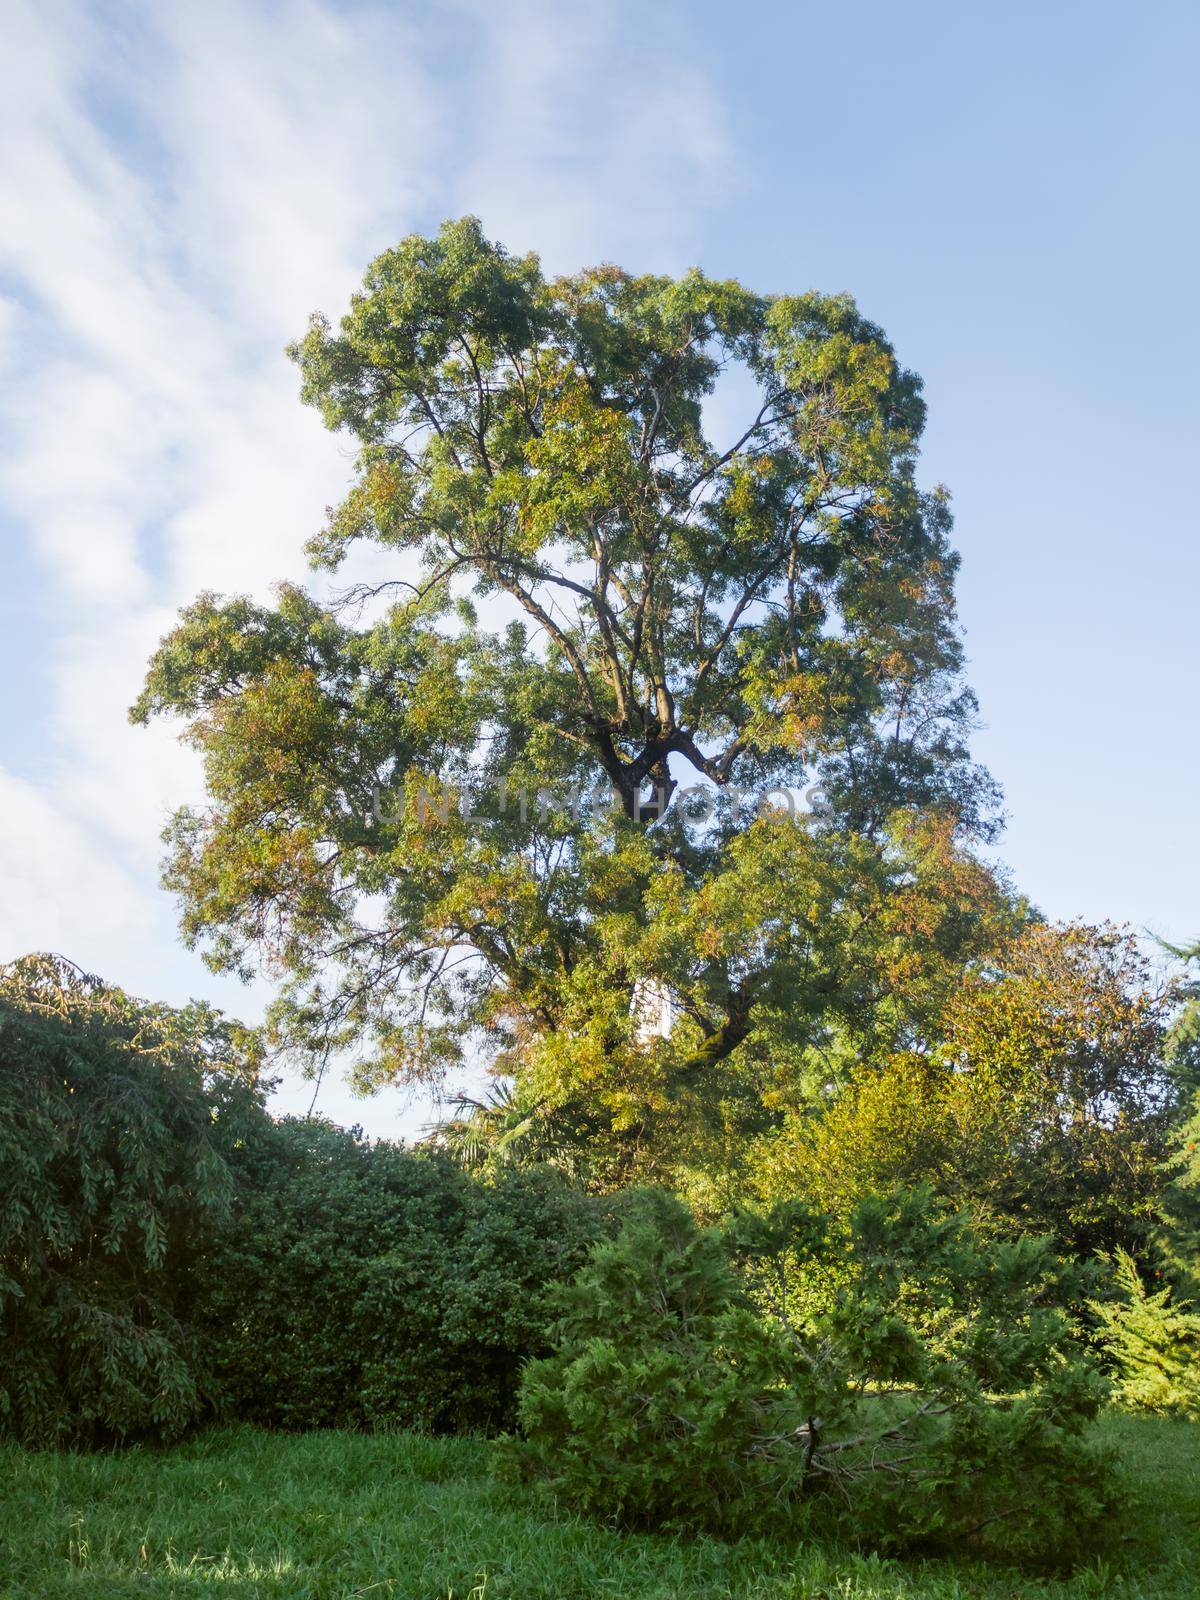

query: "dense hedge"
left=195, top=1117, right=604, bottom=1432
left=0, top=955, right=603, bottom=1446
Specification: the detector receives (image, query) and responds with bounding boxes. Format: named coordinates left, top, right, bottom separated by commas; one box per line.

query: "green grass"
left=0, top=1414, right=1196, bottom=1600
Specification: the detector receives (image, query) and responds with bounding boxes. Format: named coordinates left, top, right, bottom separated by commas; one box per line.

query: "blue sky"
left=1, top=0, right=1196, bottom=1137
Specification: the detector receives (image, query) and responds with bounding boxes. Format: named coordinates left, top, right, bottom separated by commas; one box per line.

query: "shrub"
left=1091, top=1251, right=1200, bottom=1418
left=504, top=1189, right=1118, bottom=1564
left=195, top=1117, right=604, bottom=1431
left=772, top=923, right=1175, bottom=1259
left=0, top=954, right=264, bottom=1447
left=0, top=953, right=603, bottom=1445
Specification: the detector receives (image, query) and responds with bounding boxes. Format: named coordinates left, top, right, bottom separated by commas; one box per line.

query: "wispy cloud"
left=0, top=0, right=729, bottom=1132
left=446, top=0, right=730, bottom=269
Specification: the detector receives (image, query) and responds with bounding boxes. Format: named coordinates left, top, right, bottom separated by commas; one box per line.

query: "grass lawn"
left=0, top=1413, right=1196, bottom=1600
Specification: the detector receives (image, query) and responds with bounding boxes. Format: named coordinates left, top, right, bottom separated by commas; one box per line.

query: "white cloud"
left=449, top=0, right=731, bottom=270
left=0, top=768, right=149, bottom=957
left=0, top=0, right=729, bottom=1133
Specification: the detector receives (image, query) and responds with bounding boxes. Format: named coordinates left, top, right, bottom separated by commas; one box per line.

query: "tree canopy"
left=134, top=217, right=1003, bottom=1171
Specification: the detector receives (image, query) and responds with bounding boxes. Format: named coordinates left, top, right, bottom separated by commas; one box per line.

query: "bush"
left=1091, top=1251, right=1200, bottom=1418
left=195, top=1117, right=604, bottom=1431
left=774, top=923, right=1176, bottom=1259
left=503, top=1189, right=1119, bottom=1565
left=0, top=954, right=603, bottom=1445
left=0, top=954, right=264, bottom=1447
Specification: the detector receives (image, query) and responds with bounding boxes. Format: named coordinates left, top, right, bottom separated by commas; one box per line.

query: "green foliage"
left=1162, top=936, right=1200, bottom=1092
left=0, top=953, right=264, bottom=1447
left=0, top=954, right=603, bottom=1444
left=1164, top=1093, right=1200, bottom=1291
left=195, top=1117, right=604, bottom=1431
left=505, top=1190, right=1117, bottom=1564
left=761, top=922, right=1175, bottom=1256
left=133, top=216, right=1001, bottom=1168
left=1157, top=937, right=1200, bottom=1286
left=1092, top=1251, right=1200, bottom=1418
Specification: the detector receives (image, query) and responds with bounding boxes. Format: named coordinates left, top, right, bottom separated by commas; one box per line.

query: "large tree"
left=134, top=218, right=1001, bottom=1175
